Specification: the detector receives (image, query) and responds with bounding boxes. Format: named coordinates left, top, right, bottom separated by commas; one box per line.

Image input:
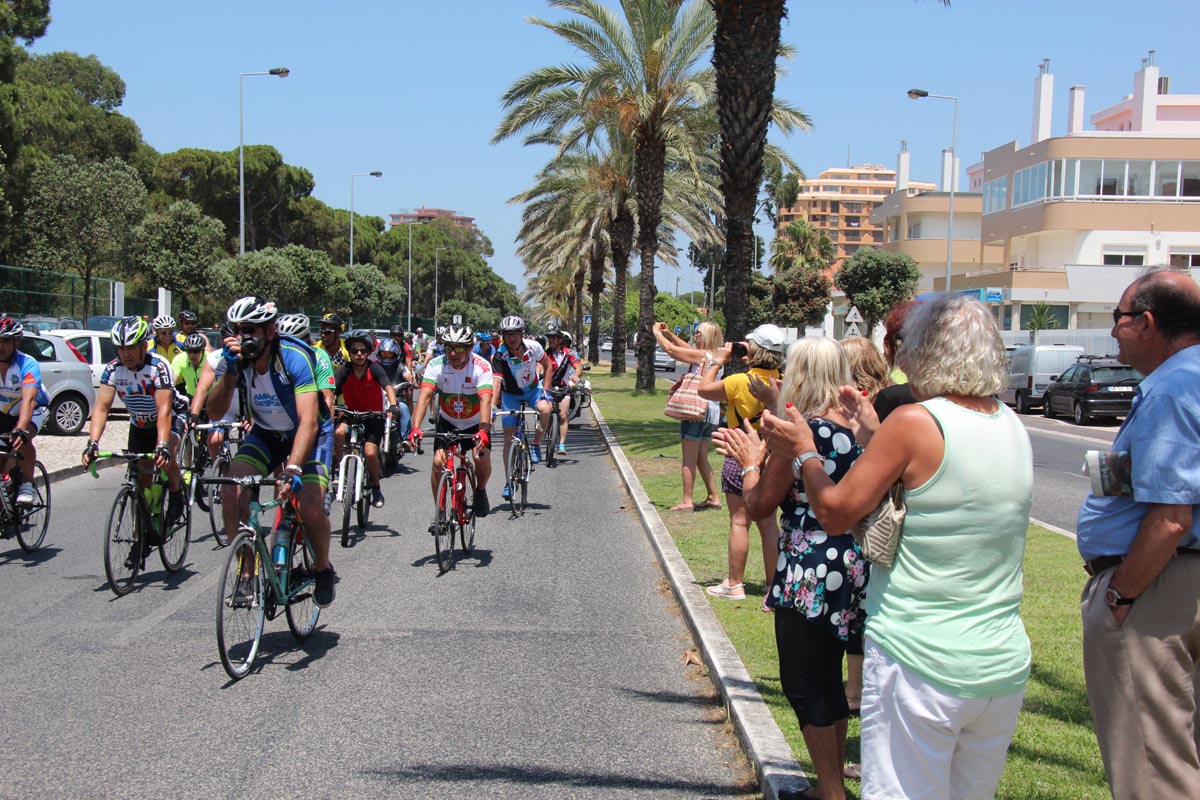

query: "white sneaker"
left=15, top=482, right=36, bottom=505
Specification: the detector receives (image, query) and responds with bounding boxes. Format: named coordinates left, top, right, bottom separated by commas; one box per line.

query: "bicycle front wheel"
left=545, top=419, right=559, bottom=468
left=433, top=470, right=455, bottom=572
left=340, top=457, right=357, bottom=548
left=216, top=531, right=265, bottom=680
left=206, top=454, right=231, bottom=547
left=16, top=460, right=51, bottom=552
left=459, top=466, right=476, bottom=555
left=506, top=444, right=524, bottom=517
left=160, top=489, right=191, bottom=572
left=285, top=525, right=320, bottom=640
left=103, top=485, right=141, bottom=596
left=517, top=447, right=530, bottom=513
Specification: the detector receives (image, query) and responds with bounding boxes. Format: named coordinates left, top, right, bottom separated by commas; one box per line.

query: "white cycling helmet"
left=152, top=314, right=177, bottom=331
left=111, top=316, right=151, bottom=346
left=438, top=324, right=473, bottom=345
left=226, top=296, right=279, bottom=325
left=276, top=313, right=311, bottom=339
left=499, top=315, right=525, bottom=333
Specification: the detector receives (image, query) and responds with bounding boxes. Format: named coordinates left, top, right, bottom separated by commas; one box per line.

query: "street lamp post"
left=239, top=67, right=289, bottom=256
left=907, top=88, right=958, bottom=293
left=434, top=246, right=449, bottom=327
left=349, top=171, right=382, bottom=267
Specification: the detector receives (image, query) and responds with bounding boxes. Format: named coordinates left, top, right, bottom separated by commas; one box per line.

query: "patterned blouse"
left=766, top=417, right=870, bottom=641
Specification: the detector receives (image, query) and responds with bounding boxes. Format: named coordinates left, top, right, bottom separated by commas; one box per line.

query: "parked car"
left=1001, top=344, right=1085, bottom=413
left=17, top=332, right=96, bottom=435
left=21, top=315, right=82, bottom=334
left=600, top=338, right=613, bottom=354
left=83, top=315, right=124, bottom=332
left=653, top=346, right=677, bottom=372
left=48, top=329, right=124, bottom=410
left=1042, top=356, right=1143, bottom=425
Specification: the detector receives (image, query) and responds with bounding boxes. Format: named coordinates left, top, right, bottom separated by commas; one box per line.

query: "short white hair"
left=897, top=295, right=1007, bottom=398
left=778, top=338, right=853, bottom=418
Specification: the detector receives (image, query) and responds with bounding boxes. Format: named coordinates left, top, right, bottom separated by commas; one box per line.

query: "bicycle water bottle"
left=146, top=483, right=164, bottom=517
left=272, top=515, right=293, bottom=571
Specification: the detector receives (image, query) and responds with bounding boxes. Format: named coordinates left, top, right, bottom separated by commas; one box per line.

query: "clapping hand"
left=712, top=420, right=766, bottom=470
left=759, top=406, right=816, bottom=459
left=836, top=385, right=880, bottom=445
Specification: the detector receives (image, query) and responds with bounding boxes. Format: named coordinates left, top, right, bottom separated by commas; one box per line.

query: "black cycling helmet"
left=545, top=322, right=561, bottom=336
left=178, top=310, right=198, bottom=324
left=345, top=329, right=374, bottom=353
left=320, top=312, right=345, bottom=331
left=183, top=333, right=207, bottom=352
left=389, top=324, right=405, bottom=339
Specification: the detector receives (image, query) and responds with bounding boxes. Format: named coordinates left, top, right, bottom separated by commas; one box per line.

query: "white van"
left=1002, top=344, right=1084, bottom=414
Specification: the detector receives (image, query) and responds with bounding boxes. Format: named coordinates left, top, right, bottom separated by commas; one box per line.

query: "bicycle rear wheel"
left=216, top=531, right=265, bottom=680
left=103, top=485, right=142, bottom=597
left=433, top=470, right=455, bottom=572
left=356, top=479, right=369, bottom=529
left=517, top=447, right=530, bottom=513
left=340, top=457, right=357, bottom=548
left=506, top=444, right=524, bottom=517
left=545, top=418, right=559, bottom=467
left=16, top=460, right=50, bottom=552
left=459, top=466, right=476, bottom=555
left=160, top=488, right=191, bottom=572
left=206, top=454, right=231, bottom=547
left=285, top=525, right=320, bottom=640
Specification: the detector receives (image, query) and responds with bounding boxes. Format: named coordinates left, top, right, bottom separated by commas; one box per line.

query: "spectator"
left=697, top=324, right=785, bottom=602
left=1076, top=270, right=1200, bottom=799
left=874, top=302, right=918, bottom=422
left=715, top=337, right=868, bottom=800
left=761, top=295, right=1033, bottom=799
left=653, top=321, right=724, bottom=512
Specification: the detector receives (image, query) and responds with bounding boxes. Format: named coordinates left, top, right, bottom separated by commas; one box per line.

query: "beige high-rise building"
left=777, top=165, right=937, bottom=263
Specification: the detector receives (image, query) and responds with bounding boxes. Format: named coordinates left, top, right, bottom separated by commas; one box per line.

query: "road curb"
left=589, top=400, right=808, bottom=799
left=45, top=459, right=120, bottom=485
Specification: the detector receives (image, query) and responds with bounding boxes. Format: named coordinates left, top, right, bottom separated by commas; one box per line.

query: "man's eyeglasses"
left=349, top=348, right=370, bottom=355
left=446, top=345, right=469, bottom=354
left=1112, top=308, right=1145, bottom=325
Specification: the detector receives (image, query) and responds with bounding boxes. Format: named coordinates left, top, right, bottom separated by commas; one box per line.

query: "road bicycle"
left=91, top=452, right=191, bottom=597
left=333, top=407, right=386, bottom=548
left=0, top=433, right=51, bottom=552
left=544, top=387, right=570, bottom=468
left=199, top=473, right=320, bottom=680
left=193, top=420, right=244, bottom=547
left=430, top=431, right=479, bottom=573
left=496, top=404, right=538, bottom=516
left=380, top=381, right=414, bottom=472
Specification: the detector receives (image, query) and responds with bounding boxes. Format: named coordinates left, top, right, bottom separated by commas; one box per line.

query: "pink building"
left=389, top=207, right=476, bottom=229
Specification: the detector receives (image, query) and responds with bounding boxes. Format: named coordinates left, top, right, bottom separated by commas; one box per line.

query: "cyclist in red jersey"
left=333, top=332, right=402, bottom=508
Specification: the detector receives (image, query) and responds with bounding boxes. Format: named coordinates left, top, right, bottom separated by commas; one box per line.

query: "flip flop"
left=843, top=763, right=862, bottom=780
left=696, top=500, right=722, bottom=510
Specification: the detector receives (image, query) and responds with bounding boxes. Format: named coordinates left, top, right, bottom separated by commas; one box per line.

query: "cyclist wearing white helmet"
left=84, top=316, right=190, bottom=561
left=544, top=325, right=583, bottom=457
left=207, top=296, right=339, bottom=607
left=0, top=317, right=49, bottom=506
left=151, top=314, right=183, bottom=363
left=190, top=321, right=244, bottom=463
left=171, top=333, right=208, bottom=400
left=493, top=315, right=553, bottom=493
left=410, top=323, right=494, bottom=517
left=278, top=313, right=336, bottom=415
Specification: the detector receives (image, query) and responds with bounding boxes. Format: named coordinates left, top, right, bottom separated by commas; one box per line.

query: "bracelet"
left=156, top=440, right=169, bottom=448
left=740, top=465, right=761, bottom=479
left=284, top=464, right=303, bottom=476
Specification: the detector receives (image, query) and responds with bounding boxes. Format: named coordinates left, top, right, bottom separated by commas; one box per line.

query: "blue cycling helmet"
left=377, top=338, right=399, bottom=364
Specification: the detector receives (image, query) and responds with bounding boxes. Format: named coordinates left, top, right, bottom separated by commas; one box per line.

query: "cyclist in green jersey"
left=171, top=333, right=207, bottom=399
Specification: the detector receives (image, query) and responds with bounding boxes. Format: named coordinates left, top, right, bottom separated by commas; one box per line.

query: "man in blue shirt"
left=1076, top=270, right=1200, bottom=799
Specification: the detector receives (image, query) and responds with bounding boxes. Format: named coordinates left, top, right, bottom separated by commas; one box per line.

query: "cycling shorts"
left=127, top=415, right=186, bottom=454
left=433, top=417, right=480, bottom=454
left=497, top=386, right=547, bottom=428
left=339, top=416, right=384, bottom=447
left=234, top=425, right=333, bottom=488
left=0, top=407, right=47, bottom=436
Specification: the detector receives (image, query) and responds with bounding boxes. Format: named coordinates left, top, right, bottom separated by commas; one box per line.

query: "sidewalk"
left=36, top=419, right=129, bottom=482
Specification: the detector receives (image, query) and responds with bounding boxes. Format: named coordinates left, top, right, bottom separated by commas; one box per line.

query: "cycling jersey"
left=151, top=339, right=183, bottom=363
left=207, top=349, right=241, bottom=424
left=335, top=362, right=390, bottom=412
left=170, top=351, right=205, bottom=398
left=545, top=346, right=581, bottom=387
left=313, top=347, right=336, bottom=396
left=473, top=343, right=496, bottom=360
left=0, top=351, right=49, bottom=416
left=236, top=335, right=328, bottom=432
left=101, top=352, right=186, bottom=429
left=492, top=339, right=545, bottom=395
left=422, top=353, right=493, bottom=430
left=317, top=338, right=349, bottom=368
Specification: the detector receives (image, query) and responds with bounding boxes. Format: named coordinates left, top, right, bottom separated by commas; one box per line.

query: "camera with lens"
left=731, top=342, right=748, bottom=359
left=239, top=335, right=263, bottom=361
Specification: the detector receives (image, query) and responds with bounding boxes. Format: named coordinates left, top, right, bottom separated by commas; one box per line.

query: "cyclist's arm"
left=411, top=384, right=435, bottom=431
left=154, top=387, right=174, bottom=447
left=287, top=390, right=318, bottom=468
left=192, top=359, right=216, bottom=418
left=14, top=384, right=38, bottom=435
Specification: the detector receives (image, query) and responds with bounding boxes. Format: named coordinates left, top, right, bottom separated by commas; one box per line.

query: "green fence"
left=0, top=264, right=159, bottom=321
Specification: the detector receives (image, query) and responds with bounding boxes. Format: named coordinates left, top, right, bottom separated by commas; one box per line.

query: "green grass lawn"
left=587, top=367, right=1108, bottom=799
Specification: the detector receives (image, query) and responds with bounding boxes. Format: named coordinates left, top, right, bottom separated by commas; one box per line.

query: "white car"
left=18, top=333, right=97, bottom=435
left=600, top=338, right=613, bottom=353
left=49, top=329, right=124, bottom=410
left=653, top=347, right=677, bottom=371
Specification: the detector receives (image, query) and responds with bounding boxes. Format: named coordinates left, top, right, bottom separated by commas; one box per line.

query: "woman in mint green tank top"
left=758, top=295, right=1033, bottom=800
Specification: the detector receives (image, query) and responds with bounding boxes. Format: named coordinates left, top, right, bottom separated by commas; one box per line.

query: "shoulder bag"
left=850, top=483, right=905, bottom=568
left=664, top=370, right=707, bottom=421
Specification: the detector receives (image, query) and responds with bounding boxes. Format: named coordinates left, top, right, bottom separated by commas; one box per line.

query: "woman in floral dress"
left=715, top=337, right=867, bottom=800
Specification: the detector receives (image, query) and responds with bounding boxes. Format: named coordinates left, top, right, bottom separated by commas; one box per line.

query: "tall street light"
left=908, top=88, right=958, bottom=293
left=399, top=221, right=422, bottom=331
left=239, top=67, right=289, bottom=256
left=434, top=246, right=449, bottom=327
left=349, top=171, right=382, bottom=267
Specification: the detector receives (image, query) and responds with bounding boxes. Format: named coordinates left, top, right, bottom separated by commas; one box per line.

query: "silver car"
left=18, top=333, right=97, bottom=435
left=654, top=346, right=677, bottom=372
left=49, top=329, right=124, bottom=410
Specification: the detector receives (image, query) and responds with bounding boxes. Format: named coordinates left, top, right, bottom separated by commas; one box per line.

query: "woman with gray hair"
left=756, top=295, right=1034, bottom=799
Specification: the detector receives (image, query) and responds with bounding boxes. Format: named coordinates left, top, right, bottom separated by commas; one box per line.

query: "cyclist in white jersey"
left=492, top=316, right=553, bottom=483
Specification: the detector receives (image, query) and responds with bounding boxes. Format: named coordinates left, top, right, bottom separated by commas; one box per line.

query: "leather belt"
left=1084, top=547, right=1200, bottom=577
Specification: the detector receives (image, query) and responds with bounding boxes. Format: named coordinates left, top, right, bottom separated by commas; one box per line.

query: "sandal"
left=706, top=580, right=746, bottom=600
left=843, top=763, right=862, bottom=781
left=696, top=499, right=722, bottom=511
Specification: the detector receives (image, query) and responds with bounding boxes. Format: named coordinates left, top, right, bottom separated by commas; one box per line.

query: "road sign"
left=845, top=306, right=863, bottom=324
left=452, top=314, right=462, bottom=324
left=674, top=325, right=682, bottom=334
left=584, top=314, right=592, bottom=324
left=844, top=322, right=862, bottom=338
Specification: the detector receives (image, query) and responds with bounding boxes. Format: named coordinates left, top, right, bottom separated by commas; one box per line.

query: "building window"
left=1154, top=160, right=1180, bottom=196
left=1170, top=250, right=1200, bottom=269
left=1102, top=250, right=1145, bottom=266
left=907, top=222, right=922, bottom=239
left=1183, top=162, right=1200, bottom=197
left=983, top=176, right=1007, bottom=214
left=1079, top=159, right=1102, bottom=195
left=1127, top=160, right=1152, bottom=196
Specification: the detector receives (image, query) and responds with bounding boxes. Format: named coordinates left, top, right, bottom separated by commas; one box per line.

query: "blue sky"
left=28, top=1, right=1200, bottom=294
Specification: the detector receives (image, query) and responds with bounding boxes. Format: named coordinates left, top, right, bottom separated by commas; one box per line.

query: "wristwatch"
left=791, top=451, right=822, bottom=480
left=1104, top=586, right=1137, bottom=607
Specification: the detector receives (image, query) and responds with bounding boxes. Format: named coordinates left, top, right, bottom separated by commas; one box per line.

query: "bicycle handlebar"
left=86, top=451, right=155, bottom=479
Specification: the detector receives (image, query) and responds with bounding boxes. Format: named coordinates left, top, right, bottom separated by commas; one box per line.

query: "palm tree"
left=770, top=219, right=834, bottom=273
left=495, top=0, right=718, bottom=391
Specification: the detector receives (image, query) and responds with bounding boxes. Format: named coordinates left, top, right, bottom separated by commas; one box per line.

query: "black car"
left=1042, top=357, right=1143, bottom=425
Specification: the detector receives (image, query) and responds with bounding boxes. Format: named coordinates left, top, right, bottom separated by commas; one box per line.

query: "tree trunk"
left=588, top=244, right=606, bottom=365
left=711, top=0, right=784, bottom=341
left=573, top=262, right=586, bottom=343
left=609, top=204, right=634, bottom=375
left=634, top=130, right=666, bottom=392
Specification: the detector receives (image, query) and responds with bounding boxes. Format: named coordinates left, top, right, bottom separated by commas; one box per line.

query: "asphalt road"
left=1021, top=413, right=1119, bottom=535
left=1, top=411, right=753, bottom=799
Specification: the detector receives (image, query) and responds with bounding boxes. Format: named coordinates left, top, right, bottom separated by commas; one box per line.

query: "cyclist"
left=206, top=296, right=338, bottom=607
left=191, top=321, right=243, bottom=461
left=0, top=318, right=49, bottom=506
left=332, top=332, right=402, bottom=509
left=409, top=323, right=493, bottom=517
left=277, top=314, right=336, bottom=412
left=175, top=310, right=205, bottom=350
left=151, top=314, right=184, bottom=363
left=82, top=317, right=188, bottom=564
left=388, top=325, right=415, bottom=373
left=171, top=333, right=208, bottom=400
left=492, top=315, right=553, bottom=495
left=421, top=326, right=447, bottom=371
left=412, top=326, right=429, bottom=356
left=316, top=312, right=349, bottom=367
left=376, top=338, right=414, bottom=446
left=544, top=324, right=583, bottom=456
left=474, top=330, right=497, bottom=360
